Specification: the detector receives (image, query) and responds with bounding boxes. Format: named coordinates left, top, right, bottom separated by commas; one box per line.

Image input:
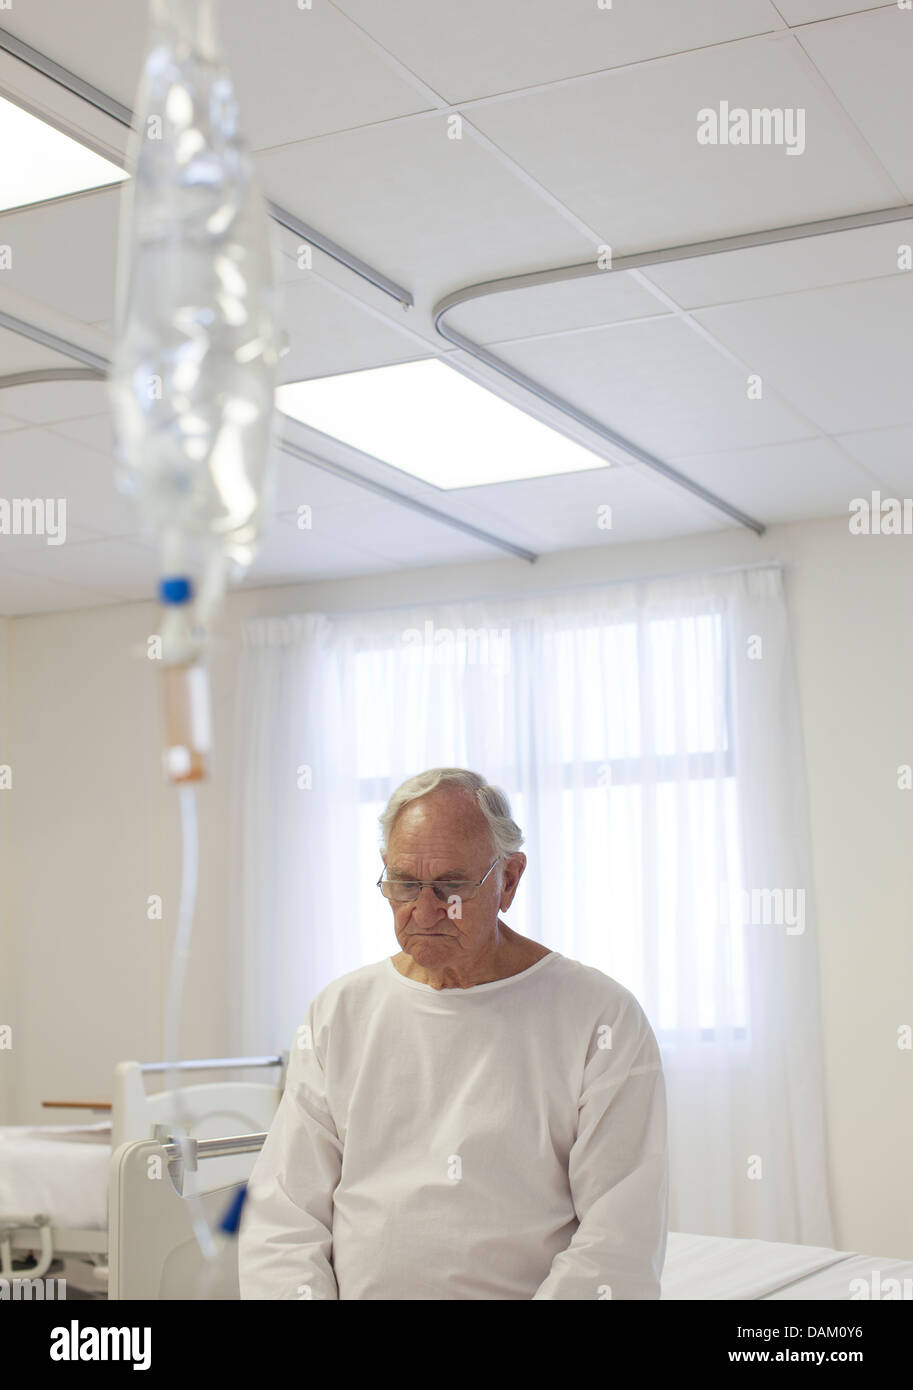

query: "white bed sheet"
left=0, top=1123, right=111, bottom=1230
left=662, top=1231, right=858, bottom=1300
left=764, top=1252, right=913, bottom=1300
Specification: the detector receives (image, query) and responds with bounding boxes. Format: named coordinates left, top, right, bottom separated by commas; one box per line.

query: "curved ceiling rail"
left=0, top=25, right=413, bottom=309
left=433, top=202, right=913, bottom=538
left=0, top=365, right=103, bottom=388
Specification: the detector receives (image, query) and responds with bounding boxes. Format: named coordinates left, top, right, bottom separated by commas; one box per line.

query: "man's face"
left=382, top=787, right=525, bottom=968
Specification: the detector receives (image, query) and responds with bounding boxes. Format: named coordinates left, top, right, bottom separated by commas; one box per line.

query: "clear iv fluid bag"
left=109, top=0, right=280, bottom=575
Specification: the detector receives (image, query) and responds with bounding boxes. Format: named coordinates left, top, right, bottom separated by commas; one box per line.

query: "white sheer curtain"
left=228, top=564, right=834, bottom=1245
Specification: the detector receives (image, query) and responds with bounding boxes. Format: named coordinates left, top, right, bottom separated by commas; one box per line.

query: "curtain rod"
left=432, top=204, right=912, bottom=539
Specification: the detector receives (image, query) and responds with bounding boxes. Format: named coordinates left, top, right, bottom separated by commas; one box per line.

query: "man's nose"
left=409, top=885, right=446, bottom=926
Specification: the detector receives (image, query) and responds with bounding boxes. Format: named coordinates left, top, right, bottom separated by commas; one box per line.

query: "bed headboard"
left=111, top=1060, right=285, bottom=1151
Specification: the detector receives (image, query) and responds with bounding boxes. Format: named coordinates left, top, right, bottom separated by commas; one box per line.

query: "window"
left=349, top=603, right=747, bottom=1037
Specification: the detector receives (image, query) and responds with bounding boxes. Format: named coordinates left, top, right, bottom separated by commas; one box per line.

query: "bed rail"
left=140, top=1056, right=284, bottom=1074
left=160, top=1132, right=267, bottom=1161
left=157, top=1131, right=267, bottom=1195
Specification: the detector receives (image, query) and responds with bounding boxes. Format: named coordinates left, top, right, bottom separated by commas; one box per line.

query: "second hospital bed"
left=0, top=1054, right=285, bottom=1292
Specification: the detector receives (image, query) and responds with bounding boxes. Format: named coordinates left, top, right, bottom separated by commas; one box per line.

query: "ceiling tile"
left=273, top=414, right=443, bottom=500
left=335, top=0, right=777, bottom=103
left=49, top=413, right=117, bottom=457
left=0, top=377, right=110, bottom=426
left=665, top=437, right=879, bottom=525
left=836, top=426, right=913, bottom=494
left=694, top=274, right=913, bottom=434
left=0, top=519, right=105, bottom=551
left=445, top=269, right=668, bottom=344
left=277, top=275, right=430, bottom=382
left=0, top=534, right=158, bottom=600
left=215, top=0, right=433, bottom=148
left=291, top=495, right=501, bottom=567
left=469, top=35, right=900, bottom=253
left=0, top=329, right=76, bottom=376
left=266, top=445, right=378, bottom=516
left=796, top=6, right=913, bottom=199
left=0, top=188, right=121, bottom=324
left=415, top=486, right=555, bottom=556
left=0, top=428, right=144, bottom=535
left=494, top=316, right=815, bottom=459
left=0, top=0, right=431, bottom=149
left=244, top=513, right=400, bottom=585
left=776, top=1, right=892, bottom=28
left=438, top=457, right=724, bottom=548
left=0, top=562, right=115, bottom=616
left=255, top=119, right=596, bottom=313
left=642, top=221, right=912, bottom=309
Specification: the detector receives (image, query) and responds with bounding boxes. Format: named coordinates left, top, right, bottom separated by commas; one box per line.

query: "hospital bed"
left=0, top=1055, right=285, bottom=1294
left=107, top=1130, right=913, bottom=1299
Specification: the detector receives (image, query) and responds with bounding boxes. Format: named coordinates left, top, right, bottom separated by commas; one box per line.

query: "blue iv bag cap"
left=159, top=575, right=194, bottom=604
left=219, top=1183, right=248, bottom=1236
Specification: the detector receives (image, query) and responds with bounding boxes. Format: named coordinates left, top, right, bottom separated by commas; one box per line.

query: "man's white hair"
left=379, top=768, right=524, bottom=858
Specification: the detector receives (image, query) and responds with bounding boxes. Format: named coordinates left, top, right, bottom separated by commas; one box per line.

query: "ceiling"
left=0, top=0, right=909, bottom=614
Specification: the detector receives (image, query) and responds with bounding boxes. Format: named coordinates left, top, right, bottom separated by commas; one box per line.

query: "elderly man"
left=239, top=767, right=668, bottom=1300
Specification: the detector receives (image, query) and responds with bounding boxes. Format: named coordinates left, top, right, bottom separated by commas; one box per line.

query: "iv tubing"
left=163, top=780, right=217, bottom=1262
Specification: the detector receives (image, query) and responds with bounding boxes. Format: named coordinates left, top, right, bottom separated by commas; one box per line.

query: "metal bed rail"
left=140, top=1055, right=285, bottom=1074
left=157, top=1130, right=268, bottom=1194
left=161, top=1131, right=268, bottom=1163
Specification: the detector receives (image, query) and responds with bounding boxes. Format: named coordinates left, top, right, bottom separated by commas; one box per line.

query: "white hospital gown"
left=238, top=950, right=668, bottom=1300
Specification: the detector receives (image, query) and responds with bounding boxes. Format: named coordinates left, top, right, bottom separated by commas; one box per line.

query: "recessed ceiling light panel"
left=276, top=358, right=610, bottom=488
left=0, top=94, right=127, bottom=212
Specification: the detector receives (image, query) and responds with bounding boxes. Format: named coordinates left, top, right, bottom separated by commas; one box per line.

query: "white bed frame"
left=0, top=1056, right=285, bottom=1293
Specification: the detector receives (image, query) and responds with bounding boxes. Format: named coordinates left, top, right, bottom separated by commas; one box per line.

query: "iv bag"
left=109, top=0, right=280, bottom=580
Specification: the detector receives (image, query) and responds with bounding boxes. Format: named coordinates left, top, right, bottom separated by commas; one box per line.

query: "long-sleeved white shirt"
left=238, top=950, right=668, bottom=1300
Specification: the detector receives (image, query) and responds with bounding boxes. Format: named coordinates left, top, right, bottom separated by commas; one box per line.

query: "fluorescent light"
left=276, top=358, right=609, bottom=488
left=0, top=95, right=127, bottom=212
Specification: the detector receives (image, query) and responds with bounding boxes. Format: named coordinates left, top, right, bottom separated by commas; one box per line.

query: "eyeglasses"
left=377, top=858, right=501, bottom=904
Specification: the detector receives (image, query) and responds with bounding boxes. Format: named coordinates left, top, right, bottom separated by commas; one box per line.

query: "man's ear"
left=499, top=852, right=526, bottom=909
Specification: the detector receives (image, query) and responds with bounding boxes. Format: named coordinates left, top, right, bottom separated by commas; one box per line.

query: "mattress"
left=0, top=1123, right=111, bottom=1231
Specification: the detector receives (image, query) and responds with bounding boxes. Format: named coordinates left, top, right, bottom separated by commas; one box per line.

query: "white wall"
left=0, top=616, right=10, bottom=1119
left=3, top=515, right=911, bottom=1258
